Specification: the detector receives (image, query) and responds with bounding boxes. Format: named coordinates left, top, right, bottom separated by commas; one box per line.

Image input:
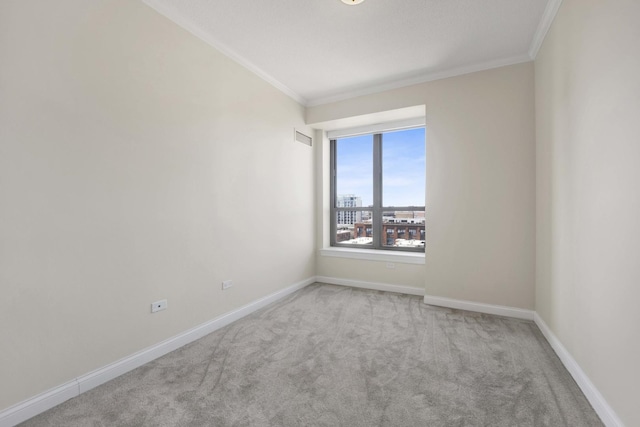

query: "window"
left=330, top=127, right=425, bottom=252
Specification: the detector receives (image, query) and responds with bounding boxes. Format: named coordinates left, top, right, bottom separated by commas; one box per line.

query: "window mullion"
left=372, top=134, right=382, bottom=249
left=329, top=139, right=337, bottom=247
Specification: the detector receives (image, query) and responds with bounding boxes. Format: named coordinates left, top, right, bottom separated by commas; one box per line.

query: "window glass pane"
left=382, top=128, right=425, bottom=207
left=331, top=128, right=425, bottom=252
left=381, top=210, right=425, bottom=248
left=336, top=134, right=373, bottom=208
left=335, top=211, right=373, bottom=246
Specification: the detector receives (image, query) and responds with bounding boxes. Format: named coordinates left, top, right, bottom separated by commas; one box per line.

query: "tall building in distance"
left=336, top=194, right=362, bottom=225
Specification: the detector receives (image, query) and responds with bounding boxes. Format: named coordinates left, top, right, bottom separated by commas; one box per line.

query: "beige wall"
left=0, top=0, right=315, bottom=411
left=12, top=0, right=639, bottom=421
left=535, top=1, right=640, bottom=425
left=317, top=256, right=426, bottom=290
left=309, top=63, right=536, bottom=309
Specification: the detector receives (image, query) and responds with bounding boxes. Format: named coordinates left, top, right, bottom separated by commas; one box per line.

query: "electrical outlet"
left=151, top=299, right=167, bottom=313
left=222, top=280, right=233, bottom=290
left=386, top=262, right=396, bottom=269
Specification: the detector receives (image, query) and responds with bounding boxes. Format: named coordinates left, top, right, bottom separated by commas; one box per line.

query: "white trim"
left=0, top=381, right=78, bottom=427
left=140, top=0, right=541, bottom=108
left=326, top=117, right=426, bottom=139
left=528, top=0, right=564, bottom=59
left=423, top=294, right=534, bottom=320
left=2, top=277, right=623, bottom=427
left=317, top=276, right=425, bottom=296
left=533, top=314, right=624, bottom=427
left=140, top=0, right=307, bottom=106
left=319, top=247, right=425, bottom=265
left=78, top=276, right=313, bottom=393
left=306, top=54, right=532, bottom=107
left=0, top=277, right=316, bottom=427
left=140, top=0, right=549, bottom=108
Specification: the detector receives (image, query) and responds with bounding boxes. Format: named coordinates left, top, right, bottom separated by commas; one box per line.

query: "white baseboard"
left=316, top=276, right=425, bottom=296
left=0, top=277, right=316, bottom=427
left=1, top=277, right=623, bottom=427
left=423, top=294, right=534, bottom=320
left=533, top=313, right=624, bottom=427
left=0, top=381, right=78, bottom=427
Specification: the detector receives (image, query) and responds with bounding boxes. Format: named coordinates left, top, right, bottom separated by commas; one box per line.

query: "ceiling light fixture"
left=341, top=0, right=365, bottom=5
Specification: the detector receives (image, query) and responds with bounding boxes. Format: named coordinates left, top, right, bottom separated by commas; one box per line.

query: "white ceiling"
left=142, top=0, right=558, bottom=106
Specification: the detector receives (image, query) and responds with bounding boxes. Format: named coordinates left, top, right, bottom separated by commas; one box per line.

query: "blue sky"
left=336, top=128, right=426, bottom=207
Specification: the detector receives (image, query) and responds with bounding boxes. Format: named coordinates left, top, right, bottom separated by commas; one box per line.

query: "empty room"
left=1, top=0, right=638, bottom=426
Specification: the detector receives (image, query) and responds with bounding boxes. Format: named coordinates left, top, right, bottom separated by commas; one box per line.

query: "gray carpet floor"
left=20, top=283, right=603, bottom=426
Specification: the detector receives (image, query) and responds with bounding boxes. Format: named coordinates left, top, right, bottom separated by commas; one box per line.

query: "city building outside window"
left=330, top=127, right=425, bottom=252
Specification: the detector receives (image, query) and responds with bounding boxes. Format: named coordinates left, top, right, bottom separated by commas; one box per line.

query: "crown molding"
left=528, top=0, right=564, bottom=59
left=141, top=0, right=308, bottom=106
left=306, top=54, right=532, bottom=107
left=142, top=0, right=552, bottom=108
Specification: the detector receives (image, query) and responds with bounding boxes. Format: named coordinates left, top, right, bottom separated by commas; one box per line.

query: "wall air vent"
left=294, top=129, right=312, bottom=146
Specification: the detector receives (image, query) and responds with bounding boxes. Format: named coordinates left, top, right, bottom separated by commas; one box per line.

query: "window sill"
left=319, top=247, right=425, bottom=265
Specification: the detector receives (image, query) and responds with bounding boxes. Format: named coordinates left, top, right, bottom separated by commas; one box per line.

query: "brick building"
left=353, top=218, right=425, bottom=247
